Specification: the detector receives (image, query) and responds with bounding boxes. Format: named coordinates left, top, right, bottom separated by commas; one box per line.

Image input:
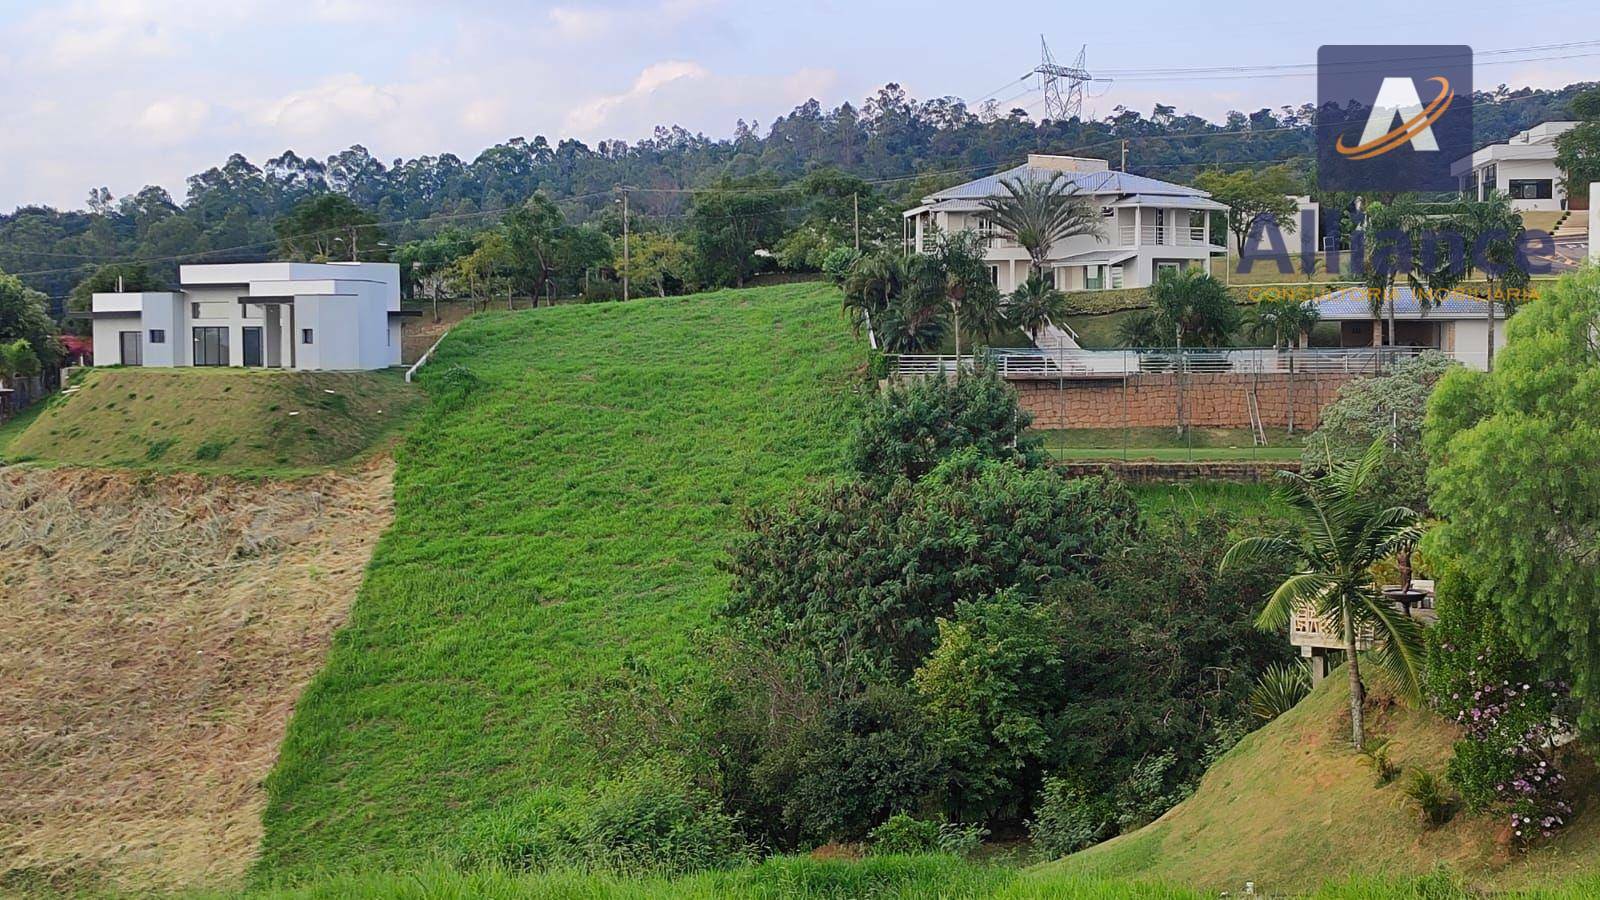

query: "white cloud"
left=138, top=97, right=211, bottom=136
left=254, top=75, right=403, bottom=138
left=565, top=60, right=709, bottom=133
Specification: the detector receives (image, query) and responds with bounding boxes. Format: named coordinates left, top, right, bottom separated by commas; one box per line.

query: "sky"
left=1, top=0, right=1598, bottom=212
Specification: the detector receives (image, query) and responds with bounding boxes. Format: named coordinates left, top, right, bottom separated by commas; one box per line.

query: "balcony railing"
left=1116, top=224, right=1210, bottom=247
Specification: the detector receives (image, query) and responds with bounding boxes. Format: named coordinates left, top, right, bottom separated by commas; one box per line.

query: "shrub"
left=1248, top=662, right=1312, bottom=722
left=1113, top=751, right=1190, bottom=831
left=1360, top=739, right=1401, bottom=787
left=867, top=813, right=941, bottom=854
left=849, top=360, right=1045, bottom=482
left=454, top=767, right=752, bottom=876
left=427, top=362, right=485, bottom=406
left=822, top=246, right=861, bottom=286
left=1401, top=769, right=1455, bottom=828
left=1028, top=777, right=1111, bottom=858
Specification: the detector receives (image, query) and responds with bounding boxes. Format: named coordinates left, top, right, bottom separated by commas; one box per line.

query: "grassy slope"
left=256, top=284, right=860, bottom=878
left=3, top=368, right=422, bottom=474
left=1044, top=674, right=1600, bottom=895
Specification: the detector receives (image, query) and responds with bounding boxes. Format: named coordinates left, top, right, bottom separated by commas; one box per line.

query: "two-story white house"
left=903, top=154, right=1227, bottom=296
left=91, top=262, right=412, bottom=371
left=1451, top=121, right=1578, bottom=212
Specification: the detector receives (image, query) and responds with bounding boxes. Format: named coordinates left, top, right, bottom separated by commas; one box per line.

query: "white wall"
left=1591, top=184, right=1599, bottom=262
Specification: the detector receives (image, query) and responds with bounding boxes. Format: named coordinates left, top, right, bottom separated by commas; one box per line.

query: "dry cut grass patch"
left=0, top=460, right=395, bottom=894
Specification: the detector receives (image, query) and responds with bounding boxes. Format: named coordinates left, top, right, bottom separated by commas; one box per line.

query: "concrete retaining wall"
left=1053, top=459, right=1301, bottom=483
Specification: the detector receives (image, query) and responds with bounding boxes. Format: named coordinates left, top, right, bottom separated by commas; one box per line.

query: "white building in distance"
left=91, top=262, right=412, bottom=371
left=1451, top=121, right=1578, bottom=212
left=903, top=154, right=1228, bottom=295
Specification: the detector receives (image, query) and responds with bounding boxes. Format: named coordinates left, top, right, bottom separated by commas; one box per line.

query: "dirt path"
left=0, top=461, right=394, bottom=894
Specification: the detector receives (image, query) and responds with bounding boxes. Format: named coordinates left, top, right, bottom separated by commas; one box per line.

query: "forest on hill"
left=1, top=79, right=1593, bottom=306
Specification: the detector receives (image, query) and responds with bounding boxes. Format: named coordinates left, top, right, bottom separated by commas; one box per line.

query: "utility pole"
left=1120, top=140, right=1128, bottom=172
left=349, top=224, right=359, bottom=261
left=621, top=188, right=631, bottom=303
left=853, top=192, right=860, bottom=252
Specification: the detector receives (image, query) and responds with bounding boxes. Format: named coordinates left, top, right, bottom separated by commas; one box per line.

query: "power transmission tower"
left=1034, top=37, right=1093, bottom=121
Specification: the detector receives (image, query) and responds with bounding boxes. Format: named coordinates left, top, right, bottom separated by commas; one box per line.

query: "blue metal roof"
left=1310, top=286, right=1497, bottom=318
left=927, top=163, right=1210, bottom=201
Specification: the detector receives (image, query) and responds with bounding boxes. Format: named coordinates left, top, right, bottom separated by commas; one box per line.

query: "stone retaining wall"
left=1052, top=459, right=1301, bottom=483
left=1014, top=372, right=1357, bottom=430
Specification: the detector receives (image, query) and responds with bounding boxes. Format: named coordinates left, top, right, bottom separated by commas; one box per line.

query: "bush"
left=454, top=767, right=752, bottom=876
left=1248, top=662, right=1312, bottom=722
left=850, top=360, right=1045, bottom=482
left=1401, top=769, right=1455, bottom=828
left=1360, top=739, right=1401, bottom=787
left=1028, top=777, right=1111, bottom=858
left=427, top=363, right=485, bottom=406
left=867, top=813, right=941, bottom=854
left=821, top=246, right=861, bottom=286
left=1302, top=351, right=1455, bottom=513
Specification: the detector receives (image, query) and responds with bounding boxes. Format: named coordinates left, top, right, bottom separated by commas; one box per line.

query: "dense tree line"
left=3, top=80, right=1592, bottom=310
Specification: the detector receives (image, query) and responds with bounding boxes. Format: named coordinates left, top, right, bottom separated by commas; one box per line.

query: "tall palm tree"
left=1148, top=269, right=1240, bottom=437
left=1006, top=273, right=1070, bottom=345
left=980, top=172, right=1105, bottom=276
left=1245, top=298, right=1321, bottom=433
left=924, top=230, right=1001, bottom=367
left=1452, top=191, right=1530, bottom=370
left=1220, top=440, right=1426, bottom=750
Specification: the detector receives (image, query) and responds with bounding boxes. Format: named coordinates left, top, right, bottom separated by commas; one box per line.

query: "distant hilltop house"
left=1309, top=285, right=1507, bottom=369
left=903, top=154, right=1228, bottom=296
left=1451, top=121, right=1579, bottom=212
left=91, top=262, right=417, bottom=371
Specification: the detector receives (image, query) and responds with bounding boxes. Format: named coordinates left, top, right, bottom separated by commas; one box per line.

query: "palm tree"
left=1220, top=440, right=1426, bottom=750
left=875, top=286, right=948, bottom=353
left=980, top=172, right=1105, bottom=277
left=1148, top=269, right=1240, bottom=437
left=924, top=230, right=1001, bottom=367
left=1006, top=273, right=1070, bottom=345
left=1452, top=191, right=1530, bottom=370
left=842, top=250, right=904, bottom=339
left=1245, top=298, right=1321, bottom=433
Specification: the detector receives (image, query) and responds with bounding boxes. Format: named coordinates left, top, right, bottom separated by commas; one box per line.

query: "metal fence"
left=888, top=346, right=1472, bottom=379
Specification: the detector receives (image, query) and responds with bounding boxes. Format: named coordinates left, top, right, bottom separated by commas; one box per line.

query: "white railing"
left=1115, top=224, right=1210, bottom=247
left=889, top=346, right=1454, bottom=379
left=405, top=329, right=451, bottom=383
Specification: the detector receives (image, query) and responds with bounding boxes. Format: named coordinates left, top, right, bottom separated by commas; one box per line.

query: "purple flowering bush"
left=1429, top=643, right=1576, bottom=845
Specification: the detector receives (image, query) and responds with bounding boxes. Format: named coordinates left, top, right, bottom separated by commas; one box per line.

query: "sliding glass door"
left=192, top=326, right=229, bottom=366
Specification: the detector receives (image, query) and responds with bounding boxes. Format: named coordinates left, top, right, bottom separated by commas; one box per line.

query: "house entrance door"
left=119, top=331, right=143, bottom=366
left=242, top=327, right=264, bottom=367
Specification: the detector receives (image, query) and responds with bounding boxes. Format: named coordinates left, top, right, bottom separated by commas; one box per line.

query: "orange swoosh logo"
left=1335, top=76, right=1455, bottom=160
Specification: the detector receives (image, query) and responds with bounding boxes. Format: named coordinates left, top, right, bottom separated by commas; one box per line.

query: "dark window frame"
left=1508, top=179, right=1553, bottom=200
left=301, top=328, right=314, bottom=345
left=148, top=328, right=165, bottom=344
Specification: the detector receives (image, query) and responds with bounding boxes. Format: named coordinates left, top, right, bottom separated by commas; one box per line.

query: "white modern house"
left=1451, top=122, right=1578, bottom=212
left=1310, top=285, right=1508, bottom=369
left=91, top=262, right=411, bottom=370
left=903, top=154, right=1228, bottom=296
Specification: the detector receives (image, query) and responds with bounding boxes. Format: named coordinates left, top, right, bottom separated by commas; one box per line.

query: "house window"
left=1156, top=261, right=1182, bottom=278
left=191, top=302, right=200, bottom=318
left=1482, top=164, right=1497, bottom=196
left=1085, top=265, right=1105, bottom=291
left=148, top=329, right=165, bottom=344
left=1508, top=179, right=1553, bottom=200
left=986, top=265, right=999, bottom=287
left=302, top=328, right=315, bottom=344
left=1110, top=266, right=1125, bottom=290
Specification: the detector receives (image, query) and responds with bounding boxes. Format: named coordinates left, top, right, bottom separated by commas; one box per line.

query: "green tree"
left=1453, top=192, right=1531, bottom=370
left=0, top=338, right=41, bottom=390
left=1005, top=273, right=1070, bottom=345
left=1424, top=267, right=1600, bottom=732
left=67, top=263, right=166, bottom=313
left=979, top=172, right=1103, bottom=277
left=1222, top=441, right=1426, bottom=749
left=395, top=228, right=474, bottom=321
left=618, top=231, right=693, bottom=298
left=1554, top=88, right=1600, bottom=206
left=850, top=359, right=1044, bottom=482
left=919, top=229, right=1002, bottom=363
left=841, top=249, right=903, bottom=336
left=274, top=194, right=384, bottom=261
left=1302, top=351, right=1455, bottom=515
left=502, top=195, right=566, bottom=307
left=1193, top=167, right=1300, bottom=257
left=0, top=270, right=60, bottom=368
left=688, top=185, right=792, bottom=288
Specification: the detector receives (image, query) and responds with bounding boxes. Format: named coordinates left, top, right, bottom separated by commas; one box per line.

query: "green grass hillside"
left=256, top=284, right=861, bottom=878
left=3, top=367, right=421, bottom=474
left=1045, top=673, right=1600, bottom=895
